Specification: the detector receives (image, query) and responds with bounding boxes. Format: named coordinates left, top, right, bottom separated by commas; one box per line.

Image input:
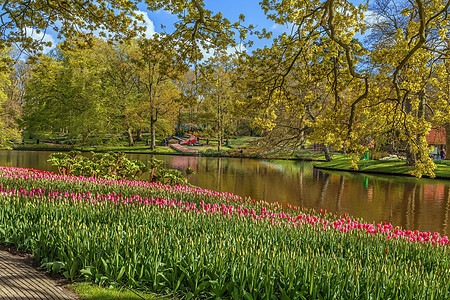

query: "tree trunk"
left=136, top=129, right=143, bottom=141
left=150, top=115, right=156, bottom=150
left=127, top=128, right=134, bottom=147
left=445, top=124, right=450, bottom=160
left=405, top=144, right=416, bottom=166
left=178, top=107, right=182, bottom=134
left=217, top=94, right=222, bottom=152
left=404, top=93, right=417, bottom=165
left=323, top=145, right=332, bottom=161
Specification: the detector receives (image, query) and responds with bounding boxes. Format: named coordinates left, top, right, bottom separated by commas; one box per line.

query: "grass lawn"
left=227, top=136, right=260, bottom=148
left=314, top=154, right=450, bottom=178
left=69, top=283, right=172, bottom=300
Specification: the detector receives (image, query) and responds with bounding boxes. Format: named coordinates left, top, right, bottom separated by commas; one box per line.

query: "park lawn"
left=294, top=149, right=327, bottom=161
left=315, top=155, right=450, bottom=178
left=227, top=136, right=261, bottom=148
left=69, top=283, right=170, bottom=300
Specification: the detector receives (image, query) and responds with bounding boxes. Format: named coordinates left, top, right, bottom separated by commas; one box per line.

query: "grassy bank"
left=69, top=283, right=167, bottom=300
left=0, top=166, right=448, bottom=299
left=314, top=155, right=450, bottom=179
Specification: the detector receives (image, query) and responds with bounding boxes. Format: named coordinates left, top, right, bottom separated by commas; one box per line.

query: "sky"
left=32, top=0, right=371, bottom=54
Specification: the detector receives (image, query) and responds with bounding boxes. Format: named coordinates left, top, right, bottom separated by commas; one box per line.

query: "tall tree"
left=198, top=52, right=239, bottom=151
left=368, top=0, right=450, bottom=176
left=0, top=49, right=20, bottom=148
left=131, top=35, right=186, bottom=149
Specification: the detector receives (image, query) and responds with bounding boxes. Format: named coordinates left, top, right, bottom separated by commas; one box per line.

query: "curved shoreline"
left=313, top=165, right=450, bottom=180
left=11, top=145, right=325, bottom=161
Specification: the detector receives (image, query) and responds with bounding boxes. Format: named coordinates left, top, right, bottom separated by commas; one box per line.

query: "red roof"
left=427, top=127, right=446, bottom=145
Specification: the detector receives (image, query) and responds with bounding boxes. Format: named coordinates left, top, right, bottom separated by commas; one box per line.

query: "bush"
left=47, top=151, right=148, bottom=180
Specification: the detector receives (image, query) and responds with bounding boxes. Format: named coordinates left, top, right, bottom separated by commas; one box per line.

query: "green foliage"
left=202, top=148, right=229, bottom=157
left=47, top=151, right=149, bottom=180
left=47, top=151, right=191, bottom=185
left=0, top=49, right=20, bottom=149
left=154, top=119, right=174, bottom=139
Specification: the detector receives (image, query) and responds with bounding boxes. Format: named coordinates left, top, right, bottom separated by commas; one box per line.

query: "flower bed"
left=0, top=166, right=449, bottom=299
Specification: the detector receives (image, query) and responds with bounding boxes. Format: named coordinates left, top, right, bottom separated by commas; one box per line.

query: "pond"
left=1, top=150, right=449, bottom=236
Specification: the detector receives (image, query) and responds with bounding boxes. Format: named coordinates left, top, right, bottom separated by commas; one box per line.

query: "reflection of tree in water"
left=318, top=172, right=330, bottom=206
left=385, top=181, right=393, bottom=222
left=313, top=167, right=320, bottom=180
left=443, top=186, right=450, bottom=234
left=336, top=175, right=345, bottom=212
left=216, top=157, right=222, bottom=192
left=298, top=166, right=304, bottom=208
left=402, top=182, right=418, bottom=231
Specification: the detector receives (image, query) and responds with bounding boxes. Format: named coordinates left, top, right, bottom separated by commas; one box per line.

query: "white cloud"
left=134, top=10, right=156, bottom=38
left=25, top=27, right=55, bottom=54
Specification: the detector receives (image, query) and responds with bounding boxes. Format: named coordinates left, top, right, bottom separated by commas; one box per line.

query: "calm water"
left=1, top=150, right=450, bottom=236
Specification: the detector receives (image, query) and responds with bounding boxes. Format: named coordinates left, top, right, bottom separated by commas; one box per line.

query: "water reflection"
left=0, top=150, right=449, bottom=236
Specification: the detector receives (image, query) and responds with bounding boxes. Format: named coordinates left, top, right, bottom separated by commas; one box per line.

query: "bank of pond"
left=0, top=166, right=449, bottom=299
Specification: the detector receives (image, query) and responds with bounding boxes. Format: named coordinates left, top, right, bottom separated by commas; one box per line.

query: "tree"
left=241, top=0, right=450, bottom=176
left=23, top=39, right=115, bottom=142
left=367, top=0, right=450, bottom=176
left=175, top=71, right=199, bottom=135
left=2, top=51, right=30, bottom=145
left=0, top=49, right=20, bottom=148
left=237, top=40, right=331, bottom=157
left=198, top=52, right=240, bottom=151
left=1, top=0, right=250, bottom=145
left=131, top=35, right=186, bottom=149
left=99, top=41, right=142, bottom=146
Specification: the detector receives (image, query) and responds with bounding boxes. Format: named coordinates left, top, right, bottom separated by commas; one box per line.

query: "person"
left=440, top=148, right=446, bottom=160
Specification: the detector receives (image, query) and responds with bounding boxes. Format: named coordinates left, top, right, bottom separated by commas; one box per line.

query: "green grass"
left=69, top=283, right=170, bottom=300
left=294, top=149, right=327, bottom=161
left=314, top=154, right=450, bottom=178
left=227, top=136, right=261, bottom=149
